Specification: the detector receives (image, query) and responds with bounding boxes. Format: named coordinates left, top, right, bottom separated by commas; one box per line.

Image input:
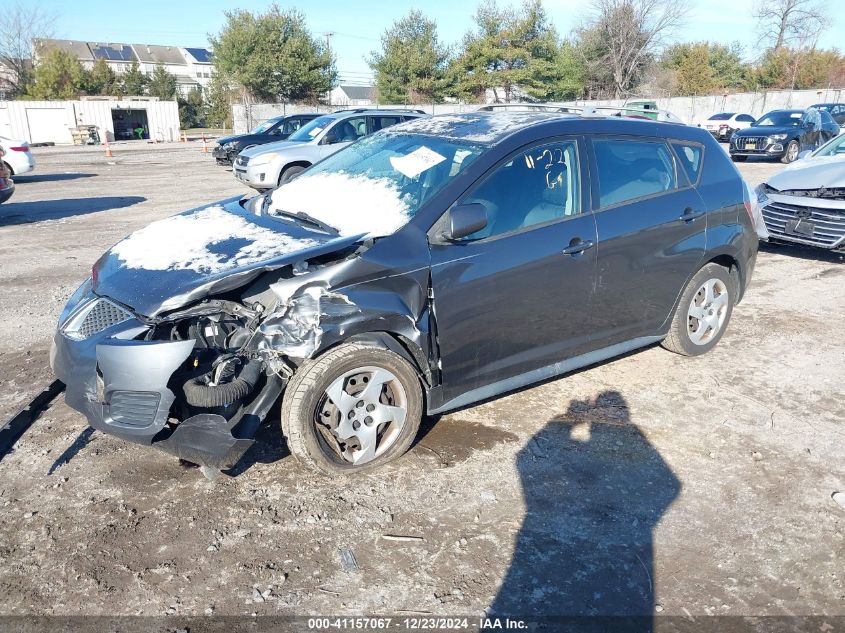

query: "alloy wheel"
left=687, top=278, right=730, bottom=346
left=316, top=366, right=408, bottom=466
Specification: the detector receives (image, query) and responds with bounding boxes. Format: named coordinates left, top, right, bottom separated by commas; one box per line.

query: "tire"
left=661, top=263, right=735, bottom=357
left=281, top=343, right=423, bottom=475
left=730, top=154, right=747, bottom=162
left=279, top=164, right=306, bottom=186
left=782, top=140, right=800, bottom=163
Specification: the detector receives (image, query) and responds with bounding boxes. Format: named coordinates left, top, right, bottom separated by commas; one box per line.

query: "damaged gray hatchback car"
left=52, top=111, right=759, bottom=476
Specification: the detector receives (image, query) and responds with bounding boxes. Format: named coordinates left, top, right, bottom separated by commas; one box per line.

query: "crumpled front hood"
left=92, top=196, right=365, bottom=317
left=773, top=155, right=845, bottom=189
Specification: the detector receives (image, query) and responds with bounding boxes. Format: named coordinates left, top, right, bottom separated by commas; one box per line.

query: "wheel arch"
left=280, top=160, right=311, bottom=176
left=705, top=253, right=744, bottom=302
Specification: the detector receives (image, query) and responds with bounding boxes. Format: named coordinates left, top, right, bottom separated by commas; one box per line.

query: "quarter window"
left=458, top=141, right=581, bottom=240
left=594, top=139, right=677, bottom=207
left=671, top=142, right=704, bottom=185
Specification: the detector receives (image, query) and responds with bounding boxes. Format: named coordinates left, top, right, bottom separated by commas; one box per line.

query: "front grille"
left=735, top=136, right=769, bottom=150
left=108, top=390, right=161, bottom=428
left=236, top=155, right=250, bottom=166
left=762, top=201, right=845, bottom=248
left=66, top=299, right=133, bottom=340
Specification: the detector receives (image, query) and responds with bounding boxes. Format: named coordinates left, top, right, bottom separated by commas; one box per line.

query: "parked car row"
left=217, top=109, right=427, bottom=190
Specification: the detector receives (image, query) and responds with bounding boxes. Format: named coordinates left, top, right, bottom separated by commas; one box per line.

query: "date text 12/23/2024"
left=307, top=617, right=528, bottom=630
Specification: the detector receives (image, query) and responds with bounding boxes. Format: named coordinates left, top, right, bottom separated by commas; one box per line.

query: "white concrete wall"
left=0, top=99, right=180, bottom=144
left=563, top=88, right=845, bottom=125
left=233, top=88, right=844, bottom=133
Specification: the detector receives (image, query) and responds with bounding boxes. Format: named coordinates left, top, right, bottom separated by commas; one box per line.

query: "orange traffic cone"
left=201, top=133, right=208, bottom=154
left=103, top=135, right=113, bottom=158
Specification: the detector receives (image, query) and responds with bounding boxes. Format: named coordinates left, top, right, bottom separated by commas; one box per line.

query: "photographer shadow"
left=490, top=390, right=680, bottom=629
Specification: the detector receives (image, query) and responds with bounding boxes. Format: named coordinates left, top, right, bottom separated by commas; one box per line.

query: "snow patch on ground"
left=269, top=171, right=411, bottom=238
left=110, top=205, right=318, bottom=273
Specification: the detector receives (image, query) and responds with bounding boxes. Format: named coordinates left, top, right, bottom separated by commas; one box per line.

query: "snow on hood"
left=771, top=154, right=845, bottom=190
left=269, top=171, right=412, bottom=238
left=110, top=205, right=319, bottom=274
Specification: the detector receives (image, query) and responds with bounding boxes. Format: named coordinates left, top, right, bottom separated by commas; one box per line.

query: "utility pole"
left=323, top=32, right=334, bottom=108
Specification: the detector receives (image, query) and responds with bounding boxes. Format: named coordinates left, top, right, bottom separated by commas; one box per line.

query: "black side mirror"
left=444, top=203, right=487, bottom=241
left=321, top=131, right=339, bottom=145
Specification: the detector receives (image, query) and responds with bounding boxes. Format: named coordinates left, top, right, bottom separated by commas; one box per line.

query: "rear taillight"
left=9, top=146, right=27, bottom=152
left=743, top=200, right=756, bottom=228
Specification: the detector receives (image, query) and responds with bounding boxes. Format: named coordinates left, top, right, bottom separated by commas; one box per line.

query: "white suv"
left=233, top=109, right=426, bottom=191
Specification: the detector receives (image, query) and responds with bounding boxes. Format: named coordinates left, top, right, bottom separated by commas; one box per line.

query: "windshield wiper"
left=273, top=209, right=340, bottom=235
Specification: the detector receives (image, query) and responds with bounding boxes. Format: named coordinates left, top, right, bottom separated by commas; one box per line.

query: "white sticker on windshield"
left=790, top=113, right=802, bottom=118
left=308, top=127, right=324, bottom=137
left=390, top=146, right=447, bottom=178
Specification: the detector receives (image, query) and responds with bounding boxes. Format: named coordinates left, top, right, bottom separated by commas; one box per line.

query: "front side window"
left=325, top=117, right=368, bottom=143
left=457, top=141, right=581, bottom=240
left=594, top=139, right=677, bottom=207
left=372, top=116, right=402, bottom=131
left=671, top=142, right=704, bottom=185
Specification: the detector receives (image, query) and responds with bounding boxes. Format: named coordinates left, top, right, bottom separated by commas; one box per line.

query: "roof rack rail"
left=332, top=108, right=428, bottom=114
left=475, top=102, right=684, bottom=123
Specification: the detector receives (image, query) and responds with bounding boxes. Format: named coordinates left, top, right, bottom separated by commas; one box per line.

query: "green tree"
left=27, top=48, right=84, bottom=99
left=448, top=0, right=564, bottom=103
left=82, top=58, right=118, bottom=95
left=147, top=64, right=177, bottom=100
left=368, top=10, right=450, bottom=104
left=205, top=71, right=239, bottom=128
left=178, top=87, right=205, bottom=129
left=121, top=61, right=148, bottom=96
left=210, top=5, right=336, bottom=103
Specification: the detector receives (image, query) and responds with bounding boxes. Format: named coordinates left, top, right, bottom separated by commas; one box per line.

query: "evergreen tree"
left=27, top=48, right=84, bottom=99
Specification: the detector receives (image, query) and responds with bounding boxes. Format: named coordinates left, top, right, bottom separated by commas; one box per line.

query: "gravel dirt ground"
left=0, top=142, right=843, bottom=621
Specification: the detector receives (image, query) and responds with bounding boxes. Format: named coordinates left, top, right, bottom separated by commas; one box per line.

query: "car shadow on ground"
left=47, top=427, right=95, bottom=475
left=0, top=196, right=146, bottom=226
left=489, top=390, right=680, bottom=630
left=761, top=241, right=844, bottom=264
left=13, top=173, right=96, bottom=183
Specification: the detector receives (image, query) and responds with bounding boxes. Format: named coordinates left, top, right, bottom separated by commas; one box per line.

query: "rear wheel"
left=281, top=343, right=423, bottom=474
left=661, top=263, right=735, bottom=357
left=279, top=164, right=307, bottom=186
left=782, top=140, right=800, bottom=163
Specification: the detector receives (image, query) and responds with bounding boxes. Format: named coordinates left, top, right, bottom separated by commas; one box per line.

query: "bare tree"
left=577, top=0, right=690, bottom=99
left=0, top=2, right=56, bottom=97
left=753, top=0, right=827, bottom=51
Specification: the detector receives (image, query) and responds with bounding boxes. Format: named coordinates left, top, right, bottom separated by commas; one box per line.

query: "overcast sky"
left=31, top=0, right=842, bottom=84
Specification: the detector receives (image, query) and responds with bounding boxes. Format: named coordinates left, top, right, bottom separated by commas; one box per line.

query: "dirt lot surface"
left=0, top=142, right=843, bottom=620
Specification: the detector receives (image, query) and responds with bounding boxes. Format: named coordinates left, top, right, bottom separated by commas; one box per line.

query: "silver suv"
left=234, top=109, right=427, bottom=190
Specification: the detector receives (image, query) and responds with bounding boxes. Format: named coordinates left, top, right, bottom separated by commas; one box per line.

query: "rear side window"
left=372, top=116, right=403, bottom=131
left=594, top=139, right=677, bottom=207
left=671, top=142, right=704, bottom=185
left=737, top=114, right=755, bottom=122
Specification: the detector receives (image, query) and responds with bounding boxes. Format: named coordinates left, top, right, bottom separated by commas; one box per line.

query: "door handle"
left=679, top=207, right=705, bottom=222
left=562, top=238, right=595, bottom=255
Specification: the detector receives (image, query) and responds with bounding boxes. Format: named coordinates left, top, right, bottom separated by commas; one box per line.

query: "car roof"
left=382, top=111, right=573, bottom=144
left=321, top=109, right=424, bottom=120
left=380, top=111, right=694, bottom=145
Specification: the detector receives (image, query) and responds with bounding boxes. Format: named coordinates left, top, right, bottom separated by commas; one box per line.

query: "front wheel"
left=661, top=263, right=735, bottom=357
left=279, top=164, right=306, bottom=186
left=782, top=140, right=800, bottom=163
left=281, top=343, right=423, bottom=474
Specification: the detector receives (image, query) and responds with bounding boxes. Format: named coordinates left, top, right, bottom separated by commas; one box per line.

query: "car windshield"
left=812, top=133, right=845, bottom=156
left=708, top=113, right=733, bottom=120
left=268, top=133, right=483, bottom=238
left=288, top=115, right=336, bottom=142
left=755, top=112, right=802, bottom=127
left=251, top=118, right=282, bottom=134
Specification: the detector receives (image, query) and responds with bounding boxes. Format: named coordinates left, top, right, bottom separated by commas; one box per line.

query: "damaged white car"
left=52, top=111, right=758, bottom=476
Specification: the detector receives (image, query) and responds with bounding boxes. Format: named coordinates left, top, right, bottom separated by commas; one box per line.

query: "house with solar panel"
left=34, top=39, right=214, bottom=95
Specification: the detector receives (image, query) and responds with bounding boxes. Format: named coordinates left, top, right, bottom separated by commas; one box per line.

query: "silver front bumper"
left=233, top=161, right=279, bottom=189
left=51, top=310, right=194, bottom=445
